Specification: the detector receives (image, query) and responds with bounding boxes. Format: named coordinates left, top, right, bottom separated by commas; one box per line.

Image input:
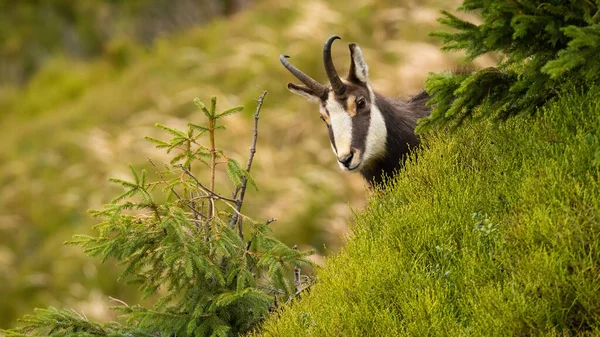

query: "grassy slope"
left=0, top=0, right=462, bottom=328
left=258, top=86, right=600, bottom=336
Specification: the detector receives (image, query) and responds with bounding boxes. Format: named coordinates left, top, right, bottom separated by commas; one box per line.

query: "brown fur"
left=281, top=37, right=436, bottom=186
left=360, top=90, right=431, bottom=185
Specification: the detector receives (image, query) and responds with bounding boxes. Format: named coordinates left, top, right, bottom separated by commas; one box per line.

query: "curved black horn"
left=323, top=35, right=346, bottom=96
left=280, top=54, right=327, bottom=99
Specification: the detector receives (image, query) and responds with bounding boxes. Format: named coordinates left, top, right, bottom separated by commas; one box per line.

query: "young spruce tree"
left=2, top=92, right=313, bottom=337
left=419, top=0, right=600, bottom=131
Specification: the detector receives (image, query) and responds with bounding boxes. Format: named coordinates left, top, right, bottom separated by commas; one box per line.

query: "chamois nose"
left=338, top=152, right=354, bottom=168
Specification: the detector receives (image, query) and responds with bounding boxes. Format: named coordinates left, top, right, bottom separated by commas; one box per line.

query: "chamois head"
left=281, top=35, right=431, bottom=186
left=281, top=36, right=387, bottom=173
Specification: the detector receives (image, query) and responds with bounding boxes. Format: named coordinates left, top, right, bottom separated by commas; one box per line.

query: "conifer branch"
left=422, top=1, right=600, bottom=130
left=148, top=157, right=207, bottom=220
left=245, top=218, right=277, bottom=251
left=207, top=97, right=218, bottom=221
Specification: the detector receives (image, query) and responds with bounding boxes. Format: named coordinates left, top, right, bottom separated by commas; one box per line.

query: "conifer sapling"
left=3, top=91, right=314, bottom=337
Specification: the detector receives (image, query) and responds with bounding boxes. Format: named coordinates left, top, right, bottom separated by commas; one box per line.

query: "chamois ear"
left=287, top=83, right=322, bottom=103
left=348, top=43, right=369, bottom=84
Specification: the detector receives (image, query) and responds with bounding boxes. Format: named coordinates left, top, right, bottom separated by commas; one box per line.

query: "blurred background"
left=0, top=0, right=489, bottom=329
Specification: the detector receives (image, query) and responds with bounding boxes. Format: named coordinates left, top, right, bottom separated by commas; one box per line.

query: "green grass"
left=257, top=85, right=600, bottom=336
left=0, top=0, right=463, bottom=328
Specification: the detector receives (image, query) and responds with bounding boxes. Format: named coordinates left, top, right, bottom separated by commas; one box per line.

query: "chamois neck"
left=360, top=91, right=430, bottom=186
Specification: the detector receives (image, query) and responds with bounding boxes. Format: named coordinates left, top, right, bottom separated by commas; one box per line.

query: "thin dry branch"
left=179, top=165, right=238, bottom=203
left=229, top=90, right=268, bottom=235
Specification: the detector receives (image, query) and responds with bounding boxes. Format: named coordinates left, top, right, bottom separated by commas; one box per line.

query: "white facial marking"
left=360, top=87, right=387, bottom=169
left=324, top=96, right=353, bottom=161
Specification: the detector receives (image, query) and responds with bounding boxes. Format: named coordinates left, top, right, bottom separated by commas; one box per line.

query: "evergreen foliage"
left=418, top=0, right=600, bottom=131
left=0, top=0, right=448, bottom=326
left=258, top=84, right=600, bottom=337
left=257, top=1, right=600, bottom=334
left=2, top=94, right=313, bottom=337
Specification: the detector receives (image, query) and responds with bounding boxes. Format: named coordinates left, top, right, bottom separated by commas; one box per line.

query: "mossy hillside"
left=258, top=85, right=600, bottom=336
left=0, top=0, right=462, bottom=328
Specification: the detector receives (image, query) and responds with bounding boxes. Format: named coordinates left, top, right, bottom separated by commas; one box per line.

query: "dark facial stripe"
left=321, top=105, right=331, bottom=125
left=321, top=103, right=337, bottom=153
left=328, top=125, right=337, bottom=153
left=351, top=106, right=370, bottom=156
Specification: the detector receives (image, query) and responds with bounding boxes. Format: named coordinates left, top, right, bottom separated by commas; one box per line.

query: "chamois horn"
left=323, top=35, right=346, bottom=96
left=280, top=54, right=327, bottom=99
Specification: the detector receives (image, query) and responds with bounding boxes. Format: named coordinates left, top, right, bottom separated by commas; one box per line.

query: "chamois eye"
left=356, top=98, right=366, bottom=109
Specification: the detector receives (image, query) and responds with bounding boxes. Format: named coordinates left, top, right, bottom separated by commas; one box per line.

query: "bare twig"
left=293, top=245, right=301, bottom=292
left=179, top=165, right=237, bottom=203
left=284, top=283, right=313, bottom=305
left=229, top=90, right=268, bottom=234
left=219, top=199, right=254, bottom=221
left=108, top=296, right=129, bottom=307
left=148, top=158, right=207, bottom=221
left=285, top=273, right=315, bottom=305
left=242, top=90, right=267, bottom=185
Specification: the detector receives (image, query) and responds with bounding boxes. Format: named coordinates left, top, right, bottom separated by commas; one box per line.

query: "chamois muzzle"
left=338, top=151, right=355, bottom=170
left=323, top=35, right=346, bottom=96
left=280, top=54, right=327, bottom=99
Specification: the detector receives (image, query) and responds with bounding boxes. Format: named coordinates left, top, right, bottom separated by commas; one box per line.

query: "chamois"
left=280, top=35, right=431, bottom=186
